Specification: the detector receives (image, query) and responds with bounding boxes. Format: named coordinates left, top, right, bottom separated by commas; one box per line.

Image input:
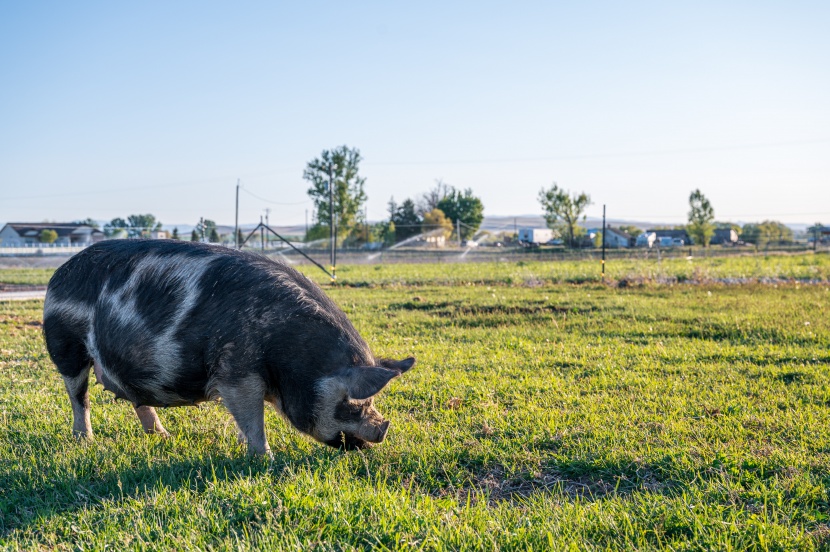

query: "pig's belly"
left=93, top=359, right=210, bottom=407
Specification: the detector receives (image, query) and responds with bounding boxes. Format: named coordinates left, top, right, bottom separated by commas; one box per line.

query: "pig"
left=43, top=239, right=414, bottom=454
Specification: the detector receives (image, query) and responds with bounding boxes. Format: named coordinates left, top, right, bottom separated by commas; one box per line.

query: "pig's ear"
left=340, top=366, right=402, bottom=400
left=379, top=357, right=416, bottom=373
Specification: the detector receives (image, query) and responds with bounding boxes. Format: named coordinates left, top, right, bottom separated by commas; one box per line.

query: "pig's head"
left=312, top=357, right=415, bottom=450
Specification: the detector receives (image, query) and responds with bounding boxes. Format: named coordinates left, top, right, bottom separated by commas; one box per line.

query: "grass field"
left=1, top=256, right=830, bottom=549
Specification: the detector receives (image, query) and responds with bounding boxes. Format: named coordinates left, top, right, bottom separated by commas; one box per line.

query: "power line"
left=365, top=138, right=830, bottom=167
left=239, top=186, right=311, bottom=205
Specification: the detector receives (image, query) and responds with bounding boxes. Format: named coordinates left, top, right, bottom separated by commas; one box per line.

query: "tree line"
left=303, top=146, right=484, bottom=246
left=62, top=144, right=817, bottom=249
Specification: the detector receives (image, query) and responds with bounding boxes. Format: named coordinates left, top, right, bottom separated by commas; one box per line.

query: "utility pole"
left=457, top=218, right=462, bottom=247
left=260, top=216, right=264, bottom=251
left=601, top=204, right=606, bottom=282
left=305, top=209, right=308, bottom=239
left=199, top=217, right=205, bottom=242
left=264, top=208, right=271, bottom=227
left=234, top=179, right=240, bottom=249
left=365, top=205, right=369, bottom=244
left=328, top=164, right=336, bottom=282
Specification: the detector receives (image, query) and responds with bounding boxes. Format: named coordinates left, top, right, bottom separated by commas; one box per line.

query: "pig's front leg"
left=217, top=376, right=271, bottom=457
left=134, top=406, right=170, bottom=437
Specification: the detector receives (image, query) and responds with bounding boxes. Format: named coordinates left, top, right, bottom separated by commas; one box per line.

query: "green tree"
left=436, top=188, right=484, bottom=241
left=304, top=146, right=367, bottom=242
left=104, top=214, right=162, bottom=238
left=808, top=222, right=825, bottom=246
left=741, top=221, right=793, bottom=246
left=209, top=227, right=220, bottom=243
left=390, top=198, right=421, bottom=242
left=687, top=189, right=715, bottom=247
left=538, top=183, right=591, bottom=248
left=305, top=224, right=330, bottom=243
left=73, top=218, right=100, bottom=229
left=372, top=221, right=395, bottom=246
left=617, top=225, right=643, bottom=239
left=190, top=230, right=199, bottom=242
left=171, top=227, right=180, bottom=240
left=39, top=229, right=58, bottom=244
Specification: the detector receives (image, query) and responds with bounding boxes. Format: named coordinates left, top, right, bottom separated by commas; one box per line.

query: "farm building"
left=646, top=228, right=693, bottom=246
left=0, top=223, right=104, bottom=247
left=518, top=228, right=553, bottom=245
left=590, top=226, right=633, bottom=248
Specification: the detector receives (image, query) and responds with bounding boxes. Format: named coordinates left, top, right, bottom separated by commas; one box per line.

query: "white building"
left=518, top=228, right=554, bottom=245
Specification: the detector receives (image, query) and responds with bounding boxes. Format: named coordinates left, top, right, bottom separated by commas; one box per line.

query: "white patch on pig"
left=146, top=255, right=214, bottom=390
left=312, top=376, right=369, bottom=443
left=43, top=296, right=93, bottom=329
left=87, top=254, right=216, bottom=405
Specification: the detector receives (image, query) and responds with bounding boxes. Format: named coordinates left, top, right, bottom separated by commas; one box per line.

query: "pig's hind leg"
left=44, top=321, right=94, bottom=439
left=134, top=406, right=171, bottom=437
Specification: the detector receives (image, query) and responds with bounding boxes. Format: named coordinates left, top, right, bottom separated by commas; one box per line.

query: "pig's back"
left=44, top=240, right=309, bottom=406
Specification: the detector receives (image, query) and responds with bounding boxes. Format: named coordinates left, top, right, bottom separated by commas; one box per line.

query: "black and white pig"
left=43, top=240, right=414, bottom=454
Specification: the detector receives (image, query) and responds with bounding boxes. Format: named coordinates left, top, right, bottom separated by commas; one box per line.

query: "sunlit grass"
left=1, top=260, right=829, bottom=549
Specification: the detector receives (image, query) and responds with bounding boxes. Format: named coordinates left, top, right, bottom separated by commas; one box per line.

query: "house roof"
left=2, top=223, right=102, bottom=238
left=605, top=227, right=632, bottom=240
left=646, top=229, right=690, bottom=239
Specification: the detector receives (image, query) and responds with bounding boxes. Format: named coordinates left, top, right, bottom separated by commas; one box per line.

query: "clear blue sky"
left=1, top=1, right=828, bottom=228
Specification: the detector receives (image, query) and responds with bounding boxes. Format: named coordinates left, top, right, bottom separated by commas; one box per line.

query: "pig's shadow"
left=1, top=449, right=310, bottom=537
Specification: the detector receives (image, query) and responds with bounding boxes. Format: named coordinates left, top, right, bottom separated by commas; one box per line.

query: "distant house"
left=423, top=234, right=446, bottom=247
left=150, top=230, right=169, bottom=239
left=605, top=227, right=632, bottom=248
left=0, top=223, right=104, bottom=247
left=646, top=229, right=692, bottom=246
left=711, top=228, right=739, bottom=245
left=588, top=226, right=632, bottom=248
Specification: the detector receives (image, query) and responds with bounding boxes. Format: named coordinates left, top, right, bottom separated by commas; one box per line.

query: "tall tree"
left=417, top=179, right=452, bottom=217
left=304, top=146, right=367, bottom=242
left=437, top=188, right=484, bottom=240
left=687, top=189, right=715, bottom=247
left=171, top=227, right=180, bottom=240
left=538, top=183, right=591, bottom=248
left=190, top=230, right=199, bottom=242
left=209, top=227, right=220, bottom=243
left=390, top=198, right=421, bottom=242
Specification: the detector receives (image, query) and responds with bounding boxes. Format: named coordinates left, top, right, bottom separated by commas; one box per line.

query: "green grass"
left=0, top=268, right=55, bottom=286
left=2, top=252, right=829, bottom=287
left=1, top=259, right=830, bottom=549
